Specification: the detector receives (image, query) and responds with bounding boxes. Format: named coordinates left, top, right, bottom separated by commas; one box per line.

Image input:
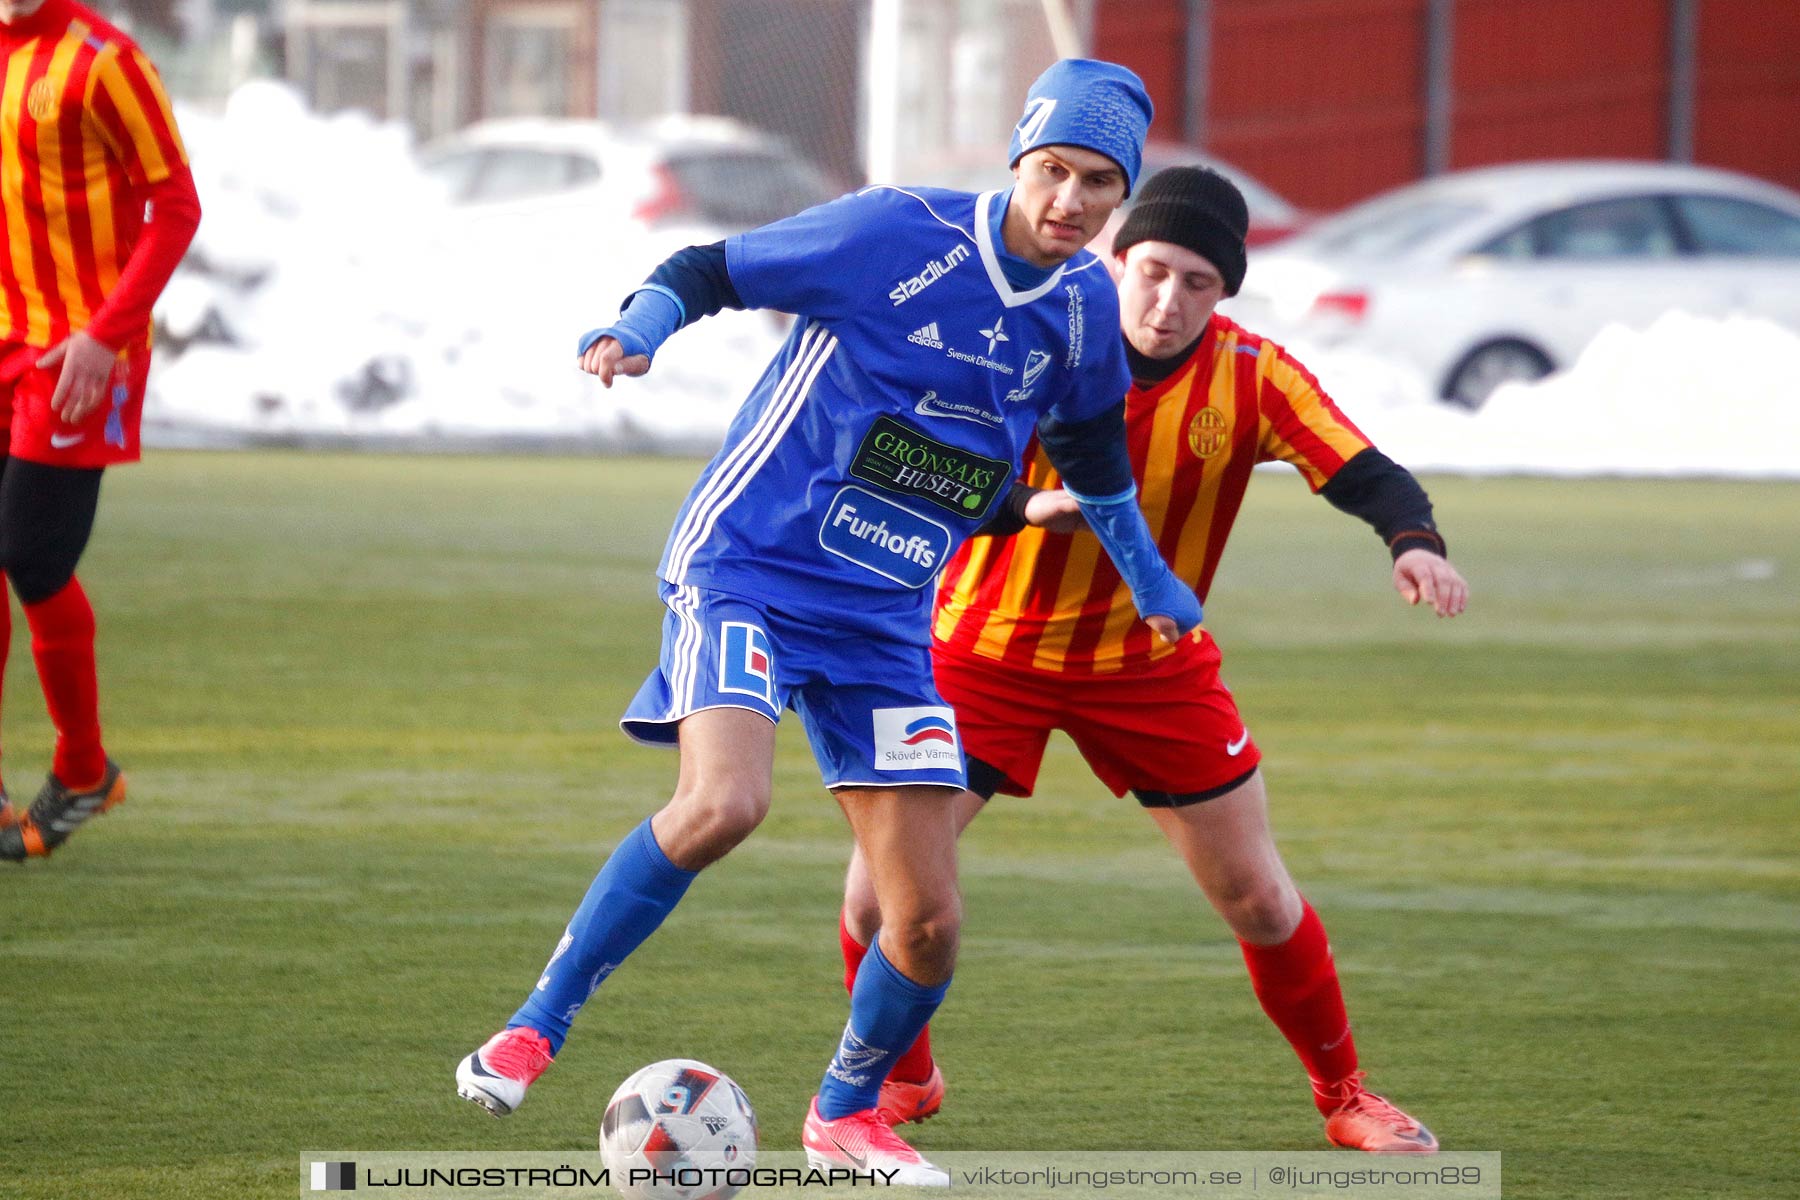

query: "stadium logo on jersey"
left=915, top=390, right=1003, bottom=428
left=849, top=415, right=1008, bottom=518
left=1065, top=285, right=1086, bottom=367
left=718, top=621, right=775, bottom=703
left=1187, top=407, right=1229, bottom=459
left=871, top=706, right=961, bottom=770
left=980, top=316, right=1010, bottom=355
left=908, top=322, right=944, bottom=349
left=819, top=486, right=950, bottom=589
left=890, top=243, right=971, bottom=305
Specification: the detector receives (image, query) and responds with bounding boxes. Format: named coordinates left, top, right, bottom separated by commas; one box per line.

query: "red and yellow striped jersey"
left=933, top=313, right=1371, bottom=675
left=0, top=0, right=187, bottom=348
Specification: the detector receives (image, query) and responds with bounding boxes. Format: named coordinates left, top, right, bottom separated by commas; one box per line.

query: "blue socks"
left=506, top=813, right=951, bottom=1115
left=816, top=940, right=950, bottom=1119
left=509, top=818, right=697, bottom=1054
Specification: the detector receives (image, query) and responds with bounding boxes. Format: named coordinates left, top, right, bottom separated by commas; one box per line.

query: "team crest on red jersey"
left=27, top=77, right=61, bottom=122
left=1188, top=407, right=1228, bottom=459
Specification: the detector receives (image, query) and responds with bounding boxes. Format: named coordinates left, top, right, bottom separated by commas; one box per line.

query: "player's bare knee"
left=882, top=897, right=962, bottom=983
left=1220, top=878, right=1302, bottom=945
left=658, top=786, right=768, bottom=868
left=842, top=877, right=883, bottom=939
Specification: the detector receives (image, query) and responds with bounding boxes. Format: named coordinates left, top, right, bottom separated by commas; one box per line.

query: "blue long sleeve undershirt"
left=576, top=242, right=743, bottom=360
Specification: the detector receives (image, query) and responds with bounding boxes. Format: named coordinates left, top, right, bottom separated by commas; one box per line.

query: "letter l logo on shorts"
left=718, top=621, right=774, bottom=703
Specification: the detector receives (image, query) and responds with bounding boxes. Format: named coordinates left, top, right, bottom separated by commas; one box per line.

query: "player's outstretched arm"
left=1394, top=549, right=1468, bottom=618
left=577, top=243, right=748, bottom=386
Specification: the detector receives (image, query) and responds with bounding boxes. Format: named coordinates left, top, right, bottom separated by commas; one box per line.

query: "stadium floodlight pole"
left=865, top=0, right=904, bottom=183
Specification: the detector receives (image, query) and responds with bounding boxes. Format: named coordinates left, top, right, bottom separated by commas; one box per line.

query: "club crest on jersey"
left=1187, top=407, right=1229, bottom=459
left=717, top=621, right=774, bottom=703
left=871, top=706, right=961, bottom=770
left=26, top=77, right=60, bottom=122
left=1023, top=349, right=1054, bottom=388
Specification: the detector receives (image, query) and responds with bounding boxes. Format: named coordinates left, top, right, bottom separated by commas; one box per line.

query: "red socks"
left=0, top=572, right=9, bottom=792
left=839, top=908, right=935, bottom=1084
left=23, top=578, right=105, bottom=788
left=1239, top=899, right=1360, bottom=1113
left=842, top=901, right=1358, bottom=1105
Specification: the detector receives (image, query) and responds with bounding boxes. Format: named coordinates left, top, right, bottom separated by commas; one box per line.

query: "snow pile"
left=149, top=82, right=783, bottom=447
left=148, top=83, right=1800, bottom=475
left=1295, top=311, right=1800, bottom=478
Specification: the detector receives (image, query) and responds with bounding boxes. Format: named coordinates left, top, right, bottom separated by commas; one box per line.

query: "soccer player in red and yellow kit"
left=0, top=0, right=199, bottom=861
left=836, top=167, right=1467, bottom=1151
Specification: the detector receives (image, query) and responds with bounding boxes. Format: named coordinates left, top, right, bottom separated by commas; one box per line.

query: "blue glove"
left=1068, top=485, right=1204, bottom=635
left=577, top=285, right=686, bottom=364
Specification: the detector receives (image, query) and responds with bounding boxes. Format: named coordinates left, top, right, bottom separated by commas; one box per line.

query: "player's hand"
left=1022, top=488, right=1085, bottom=533
left=578, top=336, right=650, bottom=388
left=38, top=331, right=119, bottom=424
left=1394, top=548, right=1468, bottom=618
left=1145, top=614, right=1180, bottom=645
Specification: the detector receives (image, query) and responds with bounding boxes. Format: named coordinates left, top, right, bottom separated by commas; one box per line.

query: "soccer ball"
left=600, top=1059, right=759, bottom=1200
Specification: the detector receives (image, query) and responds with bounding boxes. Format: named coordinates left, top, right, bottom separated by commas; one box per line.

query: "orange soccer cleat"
left=877, top=1062, right=945, bottom=1125
left=0, top=762, right=126, bottom=862
left=1318, top=1072, right=1439, bottom=1154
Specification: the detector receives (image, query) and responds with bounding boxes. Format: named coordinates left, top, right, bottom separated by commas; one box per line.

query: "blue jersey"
left=659, top=185, right=1128, bottom=638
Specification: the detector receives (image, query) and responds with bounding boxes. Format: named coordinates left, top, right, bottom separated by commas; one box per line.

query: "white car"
left=1222, top=161, right=1800, bottom=408
left=416, top=114, right=841, bottom=234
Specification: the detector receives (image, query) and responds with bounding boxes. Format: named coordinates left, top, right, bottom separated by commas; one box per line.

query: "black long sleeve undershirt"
left=1319, top=447, right=1446, bottom=559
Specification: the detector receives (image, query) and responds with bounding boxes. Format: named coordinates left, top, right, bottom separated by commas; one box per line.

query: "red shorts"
left=931, top=634, right=1261, bottom=803
left=0, top=339, right=149, bottom=468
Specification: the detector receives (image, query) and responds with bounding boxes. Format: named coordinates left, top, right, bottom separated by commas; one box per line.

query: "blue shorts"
left=621, top=583, right=966, bottom=790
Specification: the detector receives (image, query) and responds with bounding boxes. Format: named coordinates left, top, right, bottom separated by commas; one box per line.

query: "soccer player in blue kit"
left=456, top=60, right=1201, bottom=1183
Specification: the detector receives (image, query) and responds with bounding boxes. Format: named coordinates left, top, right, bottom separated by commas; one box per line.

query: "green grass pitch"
left=1, top=451, right=1795, bottom=1199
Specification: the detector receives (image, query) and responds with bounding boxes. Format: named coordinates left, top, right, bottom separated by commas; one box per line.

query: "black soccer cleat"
left=0, top=760, right=126, bottom=861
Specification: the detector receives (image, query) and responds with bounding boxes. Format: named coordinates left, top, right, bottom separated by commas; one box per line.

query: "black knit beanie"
left=1112, top=166, right=1250, bottom=295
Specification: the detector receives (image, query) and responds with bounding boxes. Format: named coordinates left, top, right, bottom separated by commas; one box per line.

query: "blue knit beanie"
left=1007, top=59, right=1154, bottom=195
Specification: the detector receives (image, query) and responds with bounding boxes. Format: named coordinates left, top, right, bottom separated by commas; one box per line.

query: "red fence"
left=1093, top=0, right=1800, bottom=211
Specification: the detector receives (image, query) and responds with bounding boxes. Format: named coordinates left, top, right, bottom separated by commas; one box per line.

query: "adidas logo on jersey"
left=908, top=322, right=944, bottom=349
